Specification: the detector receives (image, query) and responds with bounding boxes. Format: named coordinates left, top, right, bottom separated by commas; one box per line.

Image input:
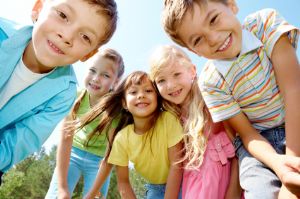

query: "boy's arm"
left=271, top=34, right=300, bottom=156
left=115, top=165, right=136, bottom=199
left=84, top=160, right=113, bottom=199
left=271, top=34, right=300, bottom=197
left=56, top=118, right=76, bottom=199
left=225, top=112, right=286, bottom=178
left=0, top=88, right=76, bottom=172
left=165, top=141, right=183, bottom=199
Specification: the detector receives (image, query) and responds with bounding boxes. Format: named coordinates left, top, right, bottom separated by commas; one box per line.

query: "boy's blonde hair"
left=162, top=0, right=228, bottom=47
left=149, top=45, right=209, bottom=169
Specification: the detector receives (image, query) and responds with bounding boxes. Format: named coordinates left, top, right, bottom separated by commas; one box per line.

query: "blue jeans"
left=234, top=125, right=285, bottom=199
left=145, top=183, right=182, bottom=199
left=45, top=147, right=111, bottom=198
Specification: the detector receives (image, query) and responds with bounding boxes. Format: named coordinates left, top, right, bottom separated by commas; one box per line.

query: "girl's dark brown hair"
left=79, top=71, right=162, bottom=159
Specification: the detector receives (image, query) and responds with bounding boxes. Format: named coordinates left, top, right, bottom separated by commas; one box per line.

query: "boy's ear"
left=227, top=0, right=239, bottom=14
left=31, top=0, right=44, bottom=22
left=80, top=49, right=99, bottom=62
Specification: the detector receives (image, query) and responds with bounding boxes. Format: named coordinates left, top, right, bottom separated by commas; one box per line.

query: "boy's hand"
left=275, top=155, right=300, bottom=196
left=280, top=156, right=300, bottom=196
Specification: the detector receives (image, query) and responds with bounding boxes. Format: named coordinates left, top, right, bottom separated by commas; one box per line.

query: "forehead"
left=46, top=0, right=107, bottom=39
left=91, top=56, right=118, bottom=73
left=155, top=59, right=190, bottom=78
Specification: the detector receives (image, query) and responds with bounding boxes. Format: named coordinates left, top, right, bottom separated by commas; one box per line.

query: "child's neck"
left=133, top=115, right=154, bottom=135
left=89, top=95, right=101, bottom=108
left=23, top=41, right=54, bottom=74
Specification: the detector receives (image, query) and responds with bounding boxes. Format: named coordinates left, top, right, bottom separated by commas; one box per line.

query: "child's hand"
left=58, top=189, right=71, bottom=199
left=84, top=191, right=105, bottom=199
left=280, top=156, right=300, bottom=196
left=61, top=117, right=80, bottom=138
left=276, top=155, right=300, bottom=196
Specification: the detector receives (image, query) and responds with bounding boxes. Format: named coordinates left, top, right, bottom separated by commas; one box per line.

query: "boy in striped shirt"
left=162, top=0, right=300, bottom=198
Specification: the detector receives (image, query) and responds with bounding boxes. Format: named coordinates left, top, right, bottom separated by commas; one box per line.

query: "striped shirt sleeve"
left=244, top=8, right=299, bottom=58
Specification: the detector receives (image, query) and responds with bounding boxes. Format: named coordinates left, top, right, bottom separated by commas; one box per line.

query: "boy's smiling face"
left=26, top=0, right=107, bottom=73
left=178, top=0, right=242, bottom=60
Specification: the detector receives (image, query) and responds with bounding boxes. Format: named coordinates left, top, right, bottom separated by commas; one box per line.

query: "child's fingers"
left=61, top=119, right=80, bottom=138
left=285, top=156, right=300, bottom=172
left=281, top=171, right=300, bottom=196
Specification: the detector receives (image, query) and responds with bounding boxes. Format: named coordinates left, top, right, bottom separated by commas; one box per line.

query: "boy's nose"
left=57, top=30, right=74, bottom=47
left=206, top=32, right=220, bottom=47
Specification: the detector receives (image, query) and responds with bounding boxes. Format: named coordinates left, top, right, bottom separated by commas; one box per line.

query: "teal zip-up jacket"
left=0, top=18, right=77, bottom=172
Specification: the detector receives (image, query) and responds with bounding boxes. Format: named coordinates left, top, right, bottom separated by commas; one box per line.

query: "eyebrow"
left=62, top=3, right=98, bottom=39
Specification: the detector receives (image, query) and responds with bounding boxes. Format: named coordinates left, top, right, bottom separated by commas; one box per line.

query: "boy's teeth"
left=219, top=36, right=230, bottom=51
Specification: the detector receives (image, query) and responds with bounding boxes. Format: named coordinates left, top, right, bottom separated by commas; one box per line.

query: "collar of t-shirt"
left=212, top=29, right=263, bottom=77
left=0, top=58, right=52, bottom=109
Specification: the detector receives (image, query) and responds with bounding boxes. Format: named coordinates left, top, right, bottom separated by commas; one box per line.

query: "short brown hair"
left=162, top=0, right=227, bottom=47
left=84, top=0, right=118, bottom=46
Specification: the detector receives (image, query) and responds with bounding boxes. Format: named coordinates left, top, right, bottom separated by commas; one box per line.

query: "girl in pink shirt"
left=149, top=45, right=243, bottom=199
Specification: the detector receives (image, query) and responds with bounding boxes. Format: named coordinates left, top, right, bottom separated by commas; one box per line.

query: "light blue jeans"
left=45, top=147, right=110, bottom=198
left=145, top=183, right=182, bottom=199
left=234, top=125, right=285, bottom=199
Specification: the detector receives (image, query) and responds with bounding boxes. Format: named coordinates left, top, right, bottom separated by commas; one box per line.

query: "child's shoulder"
left=160, top=111, right=178, bottom=121
left=243, top=8, right=279, bottom=29
left=0, top=17, right=25, bottom=38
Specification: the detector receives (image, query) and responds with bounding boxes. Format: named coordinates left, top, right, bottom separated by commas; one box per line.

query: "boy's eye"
left=81, top=34, right=91, bottom=44
left=193, top=37, right=201, bottom=47
left=57, top=10, right=67, bottom=20
left=174, top=72, right=181, bottom=77
left=89, top=68, right=96, bottom=73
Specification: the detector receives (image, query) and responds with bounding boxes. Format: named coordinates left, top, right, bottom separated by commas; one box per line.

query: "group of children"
left=1, top=0, right=300, bottom=198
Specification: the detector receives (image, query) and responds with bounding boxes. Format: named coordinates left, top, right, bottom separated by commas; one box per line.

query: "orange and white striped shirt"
left=199, top=8, right=299, bottom=130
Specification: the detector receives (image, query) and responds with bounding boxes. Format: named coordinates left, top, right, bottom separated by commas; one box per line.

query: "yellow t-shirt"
left=108, top=111, right=183, bottom=184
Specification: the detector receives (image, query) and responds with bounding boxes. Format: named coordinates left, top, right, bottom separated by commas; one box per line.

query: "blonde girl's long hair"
left=79, top=71, right=161, bottom=160
left=149, top=45, right=209, bottom=169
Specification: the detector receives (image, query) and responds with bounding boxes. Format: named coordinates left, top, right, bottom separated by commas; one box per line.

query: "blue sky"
left=1, top=0, right=299, bottom=149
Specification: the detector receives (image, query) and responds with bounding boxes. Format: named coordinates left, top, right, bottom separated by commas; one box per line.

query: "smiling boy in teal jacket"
left=0, top=0, right=118, bottom=184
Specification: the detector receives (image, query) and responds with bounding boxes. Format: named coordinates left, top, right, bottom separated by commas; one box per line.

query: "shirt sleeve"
left=244, top=8, right=299, bottom=58
left=163, top=112, right=184, bottom=148
left=0, top=84, right=76, bottom=172
left=199, top=65, right=241, bottom=123
left=108, top=130, right=129, bottom=166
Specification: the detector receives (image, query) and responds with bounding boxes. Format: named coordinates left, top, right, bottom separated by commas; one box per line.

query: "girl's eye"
left=210, top=14, right=218, bottom=25
left=102, top=74, right=110, bottom=78
left=146, top=89, right=153, bottom=93
left=128, top=90, right=136, bottom=95
left=157, top=79, right=165, bottom=84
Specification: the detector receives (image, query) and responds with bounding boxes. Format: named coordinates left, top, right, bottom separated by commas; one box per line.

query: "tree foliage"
left=0, top=146, right=146, bottom=198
